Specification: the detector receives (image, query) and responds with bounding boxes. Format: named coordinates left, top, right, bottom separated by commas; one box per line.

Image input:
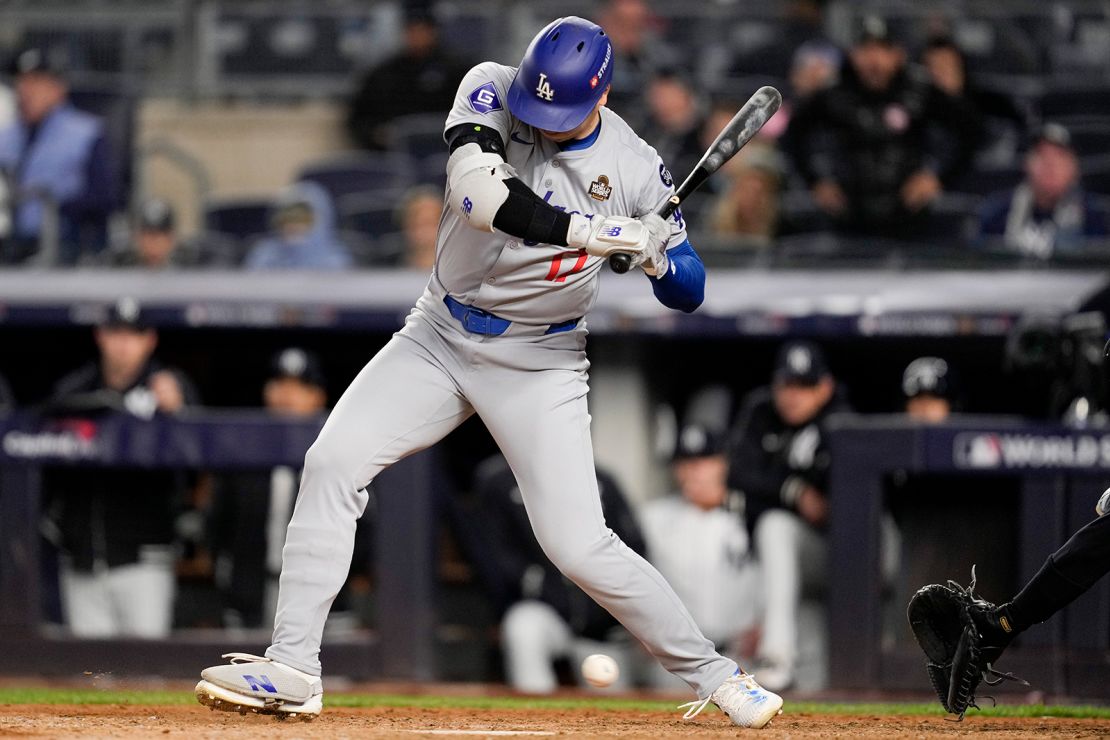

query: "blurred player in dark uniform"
left=42, top=297, right=198, bottom=637
left=727, top=341, right=850, bottom=690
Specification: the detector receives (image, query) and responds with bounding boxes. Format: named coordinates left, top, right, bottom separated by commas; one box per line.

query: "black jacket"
left=727, top=386, right=851, bottom=533
left=783, top=61, right=982, bottom=235
left=41, top=360, right=198, bottom=572
left=347, top=47, right=471, bottom=150
left=468, top=456, right=646, bottom=641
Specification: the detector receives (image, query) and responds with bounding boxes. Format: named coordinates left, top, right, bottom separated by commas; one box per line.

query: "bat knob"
left=609, top=253, right=632, bottom=274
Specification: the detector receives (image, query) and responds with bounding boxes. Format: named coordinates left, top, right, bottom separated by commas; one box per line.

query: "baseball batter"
left=195, top=17, right=783, bottom=728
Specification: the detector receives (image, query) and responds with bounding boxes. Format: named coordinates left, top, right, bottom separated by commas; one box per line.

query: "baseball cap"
left=672, top=424, right=726, bottom=461
left=1031, top=122, right=1074, bottom=152
left=137, top=198, right=175, bottom=233
left=854, top=15, right=896, bottom=46
left=268, top=348, right=326, bottom=389
left=773, top=341, right=830, bottom=386
left=101, top=296, right=149, bottom=330
left=902, top=356, right=954, bottom=400
left=9, top=47, right=67, bottom=78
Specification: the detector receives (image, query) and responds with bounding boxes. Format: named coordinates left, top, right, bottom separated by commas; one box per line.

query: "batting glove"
left=638, top=213, right=671, bottom=277
left=567, top=214, right=648, bottom=263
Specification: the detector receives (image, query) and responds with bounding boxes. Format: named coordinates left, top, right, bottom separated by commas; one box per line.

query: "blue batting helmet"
left=507, top=17, right=613, bottom=133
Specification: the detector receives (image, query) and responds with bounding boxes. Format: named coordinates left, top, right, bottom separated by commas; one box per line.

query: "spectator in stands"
left=709, top=142, right=784, bottom=248
left=902, top=356, right=957, bottom=423
left=41, top=297, right=198, bottom=638
left=0, top=48, right=118, bottom=264
left=244, top=181, right=353, bottom=270
left=639, top=424, right=760, bottom=688
left=468, top=454, right=645, bottom=694
left=597, top=0, right=679, bottom=128
left=104, top=198, right=189, bottom=269
left=727, top=341, right=850, bottom=691
left=346, top=5, right=471, bottom=151
left=920, top=35, right=1027, bottom=168
left=643, top=70, right=704, bottom=185
left=760, top=41, right=841, bottom=140
left=208, top=348, right=372, bottom=629
left=383, top=185, right=441, bottom=270
left=978, top=124, right=1109, bottom=258
left=782, top=17, right=982, bottom=239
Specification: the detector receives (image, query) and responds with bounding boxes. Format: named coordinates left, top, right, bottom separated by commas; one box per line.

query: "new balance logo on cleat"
left=242, top=674, right=278, bottom=693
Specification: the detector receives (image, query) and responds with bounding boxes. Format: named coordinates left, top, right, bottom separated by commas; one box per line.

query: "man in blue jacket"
left=0, top=48, right=118, bottom=264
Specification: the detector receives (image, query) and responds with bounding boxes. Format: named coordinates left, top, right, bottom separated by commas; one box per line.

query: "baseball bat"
left=609, top=85, right=783, bottom=274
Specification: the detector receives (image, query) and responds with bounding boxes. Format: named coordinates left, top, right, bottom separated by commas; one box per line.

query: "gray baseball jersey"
left=430, top=62, right=687, bottom=324
left=260, top=60, right=737, bottom=702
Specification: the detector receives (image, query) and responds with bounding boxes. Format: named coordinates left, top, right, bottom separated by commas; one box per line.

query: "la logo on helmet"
left=536, top=73, right=555, bottom=101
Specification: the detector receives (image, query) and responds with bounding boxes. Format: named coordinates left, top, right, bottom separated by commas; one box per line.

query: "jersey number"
left=546, top=249, right=589, bottom=283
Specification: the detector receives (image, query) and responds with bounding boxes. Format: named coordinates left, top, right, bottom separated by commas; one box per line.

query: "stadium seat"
left=951, top=166, right=1025, bottom=198
left=296, top=152, right=415, bottom=203
left=336, top=189, right=408, bottom=240
left=1064, top=124, right=1110, bottom=159
left=389, top=114, right=450, bottom=163
left=1041, top=86, right=1110, bottom=125
left=203, top=197, right=273, bottom=241
left=1081, top=155, right=1110, bottom=196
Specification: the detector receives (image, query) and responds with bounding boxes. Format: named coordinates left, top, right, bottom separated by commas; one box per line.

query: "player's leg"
left=266, top=330, right=473, bottom=674
left=109, top=545, right=176, bottom=638
left=501, top=599, right=573, bottom=694
left=469, top=362, right=737, bottom=700
left=752, top=508, right=808, bottom=690
left=998, top=511, right=1110, bottom=635
left=198, top=324, right=473, bottom=717
left=755, top=511, right=829, bottom=690
left=59, top=565, right=115, bottom=637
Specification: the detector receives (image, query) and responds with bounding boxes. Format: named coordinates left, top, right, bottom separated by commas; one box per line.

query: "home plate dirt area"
left=1, top=704, right=1109, bottom=739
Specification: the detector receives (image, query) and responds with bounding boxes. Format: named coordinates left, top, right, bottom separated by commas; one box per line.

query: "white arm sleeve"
left=445, top=142, right=516, bottom=232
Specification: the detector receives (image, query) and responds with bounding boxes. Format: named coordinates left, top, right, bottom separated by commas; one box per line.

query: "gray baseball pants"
left=265, top=292, right=737, bottom=698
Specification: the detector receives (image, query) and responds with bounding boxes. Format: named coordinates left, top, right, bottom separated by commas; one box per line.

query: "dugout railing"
left=2, top=411, right=1109, bottom=699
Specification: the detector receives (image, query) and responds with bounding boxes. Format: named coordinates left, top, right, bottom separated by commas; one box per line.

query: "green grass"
left=0, top=687, right=1107, bottom=719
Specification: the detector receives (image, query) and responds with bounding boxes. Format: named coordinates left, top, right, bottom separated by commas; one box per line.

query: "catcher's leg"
left=1005, top=511, right=1110, bottom=631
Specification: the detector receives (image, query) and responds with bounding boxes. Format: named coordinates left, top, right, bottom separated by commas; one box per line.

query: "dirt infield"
left=1, top=704, right=1108, bottom=739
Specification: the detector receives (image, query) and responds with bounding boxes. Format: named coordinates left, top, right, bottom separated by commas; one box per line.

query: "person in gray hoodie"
left=245, top=181, right=353, bottom=270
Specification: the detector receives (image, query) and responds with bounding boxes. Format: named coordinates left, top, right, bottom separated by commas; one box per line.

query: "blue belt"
left=443, top=295, right=579, bottom=336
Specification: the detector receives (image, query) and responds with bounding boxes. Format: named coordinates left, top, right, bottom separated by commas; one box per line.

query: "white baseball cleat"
left=194, top=652, right=323, bottom=721
left=1097, top=488, right=1110, bottom=517
left=678, top=670, right=784, bottom=729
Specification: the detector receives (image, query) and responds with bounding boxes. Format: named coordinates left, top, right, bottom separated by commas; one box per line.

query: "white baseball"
left=581, top=653, right=619, bottom=688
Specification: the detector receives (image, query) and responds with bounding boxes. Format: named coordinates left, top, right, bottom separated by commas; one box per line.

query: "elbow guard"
left=446, top=143, right=516, bottom=232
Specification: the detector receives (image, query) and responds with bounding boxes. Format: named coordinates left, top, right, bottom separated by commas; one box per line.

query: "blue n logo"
left=242, top=674, right=278, bottom=693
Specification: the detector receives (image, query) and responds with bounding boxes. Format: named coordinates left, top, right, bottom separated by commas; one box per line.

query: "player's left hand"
left=639, top=213, right=670, bottom=278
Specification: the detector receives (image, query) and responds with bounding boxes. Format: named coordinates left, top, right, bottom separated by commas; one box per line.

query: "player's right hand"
left=566, top=214, right=648, bottom=262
